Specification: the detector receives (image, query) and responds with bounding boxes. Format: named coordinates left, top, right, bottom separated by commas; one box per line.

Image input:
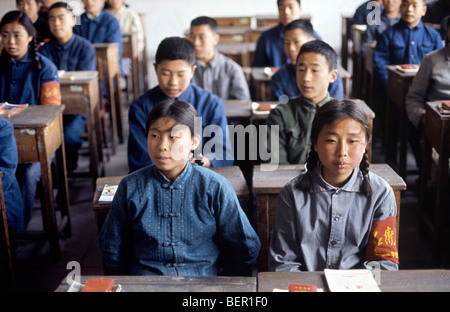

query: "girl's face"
left=1, top=21, right=33, bottom=61
left=17, top=0, right=40, bottom=22
left=314, top=117, right=367, bottom=188
left=147, top=117, right=199, bottom=181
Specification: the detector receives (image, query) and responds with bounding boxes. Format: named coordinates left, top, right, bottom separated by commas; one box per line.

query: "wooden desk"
left=385, top=65, right=417, bottom=178
left=338, top=64, right=351, bottom=99
left=217, top=43, right=256, bottom=67
left=223, top=99, right=252, bottom=124
left=258, top=270, right=450, bottom=292
left=60, top=71, right=105, bottom=188
left=251, top=67, right=273, bottom=101
left=94, top=43, right=124, bottom=149
left=351, top=24, right=367, bottom=98
left=55, top=275, right=256, bottom=292
left=253, top=163, right=406, bottom=271
left=341, top=15, right=353, bottom=70
left=0, top=172, right=13, bottom=290
left=92, top=166, right=250, bottom=232
left=364, top=42, right=376, bottom=108
left=217, top=27, right=250, bottom=45
left=10, top=105, right=70, bottom=261
left=122, top=32, right=140, bottom=101
left=215, top=16, right=253, bottom=28
left=420, top=101, right=450, bottom=263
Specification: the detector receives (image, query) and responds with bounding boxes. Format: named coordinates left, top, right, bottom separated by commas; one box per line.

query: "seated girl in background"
left=0, top=10, right=61, bottom=229
left=99, top=100, right=260, bottom=276
left=269, top=99, right=399, bottom=271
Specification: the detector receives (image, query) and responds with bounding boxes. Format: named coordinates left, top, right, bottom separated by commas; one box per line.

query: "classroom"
left=0, top=0, right=449, bottom=294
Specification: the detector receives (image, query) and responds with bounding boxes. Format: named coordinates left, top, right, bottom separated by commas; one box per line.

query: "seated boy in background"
left=74, top=0, right=123, bottom=74
left=270, top=19, right=344, bottom=101
left=188, top=16, right=251, bottom=101
left=128, top=37, right=234, bottom=173
left=373, top=0, right=442, bottom=118
left=267, top=40, right=337, bottom=165
left=252, top=0, right=321, bottom=67
left=16, top=0, right=52, bottom=44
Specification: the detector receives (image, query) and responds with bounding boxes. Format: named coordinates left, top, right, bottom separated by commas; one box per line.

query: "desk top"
left=258, top=270, right=450, bottom=292
left=60, top=71, right=98, bottom=84
left=386, top=65, right=418, bottom=78
left=55, top=275, right=257, bottom=292
left=8, top=105, right=65, bottom=128
left=427, top=101, right=450, bottom=121
left=223, top=99, right=252, bottom=119
left=253, top=163, right=406, bottom=194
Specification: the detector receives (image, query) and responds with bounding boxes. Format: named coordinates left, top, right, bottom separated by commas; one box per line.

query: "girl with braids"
left=269, top=99, right=399, bottom=272
left=0, top=10, right=61, bottom=230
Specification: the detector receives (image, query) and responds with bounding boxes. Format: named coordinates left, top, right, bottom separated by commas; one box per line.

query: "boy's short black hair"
left=49, top=1, right=74, bottom=15
left=277, top=0, right=301, bottom=6
left=284, top=19, right=314, bottom=37
left=297, top=39, right=337, bottom=71
left=190, top=16, right=218, bottom=33
left=155, top=37, right=196, bottom=66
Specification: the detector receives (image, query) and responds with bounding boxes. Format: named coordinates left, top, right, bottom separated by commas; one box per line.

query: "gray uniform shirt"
left=269, top=166, right=399, bottom=272
left=406, top=44, right=450, bottom=128
left=191, top=51, right=251, bottom=100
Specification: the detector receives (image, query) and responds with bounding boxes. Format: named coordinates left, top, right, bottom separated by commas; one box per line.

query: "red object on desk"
left=81, top=278, right=115, bottom=292
left=442, top=101, right=450, bottom=111
left=257, top=104, right=273, bottom=111
left=288, top=284, right=318, bottom=292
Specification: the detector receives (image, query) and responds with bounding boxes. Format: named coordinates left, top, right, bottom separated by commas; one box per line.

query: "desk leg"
left=113, top=73, right=124, bottom=144
left=107, top=76, right=118, bottom=153
left=94, top=104, right=105, bottom=178
left=399, top=104, right=408, bottom=178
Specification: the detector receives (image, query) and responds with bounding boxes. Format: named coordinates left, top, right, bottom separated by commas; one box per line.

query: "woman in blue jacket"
left=0, top=10, right=61, bottom=229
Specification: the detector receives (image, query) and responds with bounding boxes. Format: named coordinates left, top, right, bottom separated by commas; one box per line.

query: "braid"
left=296, top=148, right=319, bottom=191
left=359, top=150, right=374, bottom=196
left=30, top=38, right=41, bottom=71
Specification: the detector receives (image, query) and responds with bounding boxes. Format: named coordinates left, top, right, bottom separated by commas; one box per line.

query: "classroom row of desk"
left=54, top=270, right=450, bottom=292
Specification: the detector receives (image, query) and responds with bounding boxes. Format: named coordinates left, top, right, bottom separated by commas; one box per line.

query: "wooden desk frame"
left=122, top=32, right=140, bottom=102
left=60, top=71, right=105, bottom=189
left=420, top=101, right=450, bottom=263
left=11, top=105, right=70, bottom=261
left=253, top=164, right=406, bottom=272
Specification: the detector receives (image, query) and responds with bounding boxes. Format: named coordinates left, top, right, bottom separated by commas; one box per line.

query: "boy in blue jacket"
left=128, top=37, right=234, bottom=173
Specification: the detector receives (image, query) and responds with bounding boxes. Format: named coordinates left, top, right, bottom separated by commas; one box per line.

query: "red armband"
left=40, top=81, right=61, bottom=106
left=366, top=216, right=399, bottom=264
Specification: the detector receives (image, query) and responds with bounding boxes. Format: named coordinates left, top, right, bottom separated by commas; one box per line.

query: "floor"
left=7, top=89, right=447, bottom=292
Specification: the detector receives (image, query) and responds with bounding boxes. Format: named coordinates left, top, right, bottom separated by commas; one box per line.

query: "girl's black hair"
left=145, top=100, right=199, bottom=137
left=296, top=99, right=374, bottom=196
left=0, top=10, right=41, bottom=71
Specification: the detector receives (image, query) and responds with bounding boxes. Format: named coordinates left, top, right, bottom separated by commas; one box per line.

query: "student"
left=362, top=0, right=401, bottom=55
left=252, top=0, right=321, bottom=67
left=266, top=40, right=337, bottom=165
left=99, top=100, right=260, bottom=276
left=16, top=0, right=52, bottom=44
left=373, top=0, right=443, bottom=116
left=40, top=1, right=96, bottom=172
left=128, top=37, right=234, bottom=173
left=188, top=16, right=251, bottom=101
left=73, top=0, right=123, bottom=73
left=406, top=17, right=450, bottom=169
left=352, top=0, right=383, bottom=25
left=269, top=99, right=399, bottom=271
left=0, top=11, right=61, bottom=229
left=0, top=116, right=25, bottom=233
left=270, top=19, right=344, bottom=101
left=105, top=0, right=145, bottom=55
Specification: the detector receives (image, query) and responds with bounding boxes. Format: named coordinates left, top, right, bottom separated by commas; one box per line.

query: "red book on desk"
left=441, top=101, right=450, bottom=111
left=81, top=278, right=115, bottom=292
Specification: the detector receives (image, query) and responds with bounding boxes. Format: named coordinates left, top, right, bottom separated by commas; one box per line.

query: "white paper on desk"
left=324, top=269, right=381, bottom=292
left=99, top=184, right=118, bottom=202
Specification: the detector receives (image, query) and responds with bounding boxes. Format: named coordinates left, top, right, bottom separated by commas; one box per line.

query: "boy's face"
left=155, top=59, right=196, bottom=99
left=82, top=0, right=105, bottom=16
left=278, top=0, right=302, bottom=27
left=296, top=52, right=337, bottom=104
left=283, top=28, right=313, bottom=65
left=383, top=0, right=402, bottom=15
left=48, top=7, right=76, bottom=44
left=147, top=117, right=199, bottom=181
left=17, top=0, right=40, bottom=22
left=314, top=118, right=367, bottom=188
left=400, top=0, right=426, bottom=27
left=188, top=24, right=219, bottom=64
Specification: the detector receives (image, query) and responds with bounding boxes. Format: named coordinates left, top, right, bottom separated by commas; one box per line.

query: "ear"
left=191, top=135, right=201, bottom=150
left=213, top=33, right=220, bottom=46
left=422, top=4, right=427, bottom=17
left=153, top=62, right=158, bottom=72
left=190, top=64, right=197, bottom=76
left=329, top=69, right=338, bottom=84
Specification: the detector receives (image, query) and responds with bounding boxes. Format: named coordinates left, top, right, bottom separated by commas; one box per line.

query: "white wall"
left=1, top=0, right=365, bottom=86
